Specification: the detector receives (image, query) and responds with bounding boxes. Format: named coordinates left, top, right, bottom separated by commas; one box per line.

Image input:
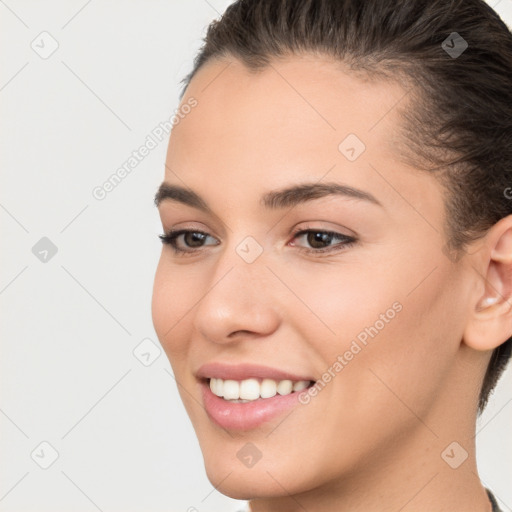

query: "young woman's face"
left=152, top=55, right=478, bottom=499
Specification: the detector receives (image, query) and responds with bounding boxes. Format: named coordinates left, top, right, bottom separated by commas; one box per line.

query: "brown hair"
left=179, top=0, right=512, bottom=413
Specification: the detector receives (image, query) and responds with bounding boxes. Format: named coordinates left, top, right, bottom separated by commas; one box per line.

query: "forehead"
left=165, top=54, right=443, bottom=223
left=188, top=55, right=403, bottom=121
left=170, top=54, right=410, bottom=170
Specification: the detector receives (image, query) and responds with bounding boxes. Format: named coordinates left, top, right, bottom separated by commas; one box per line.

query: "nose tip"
left=193, top=261, right=281, bottom=345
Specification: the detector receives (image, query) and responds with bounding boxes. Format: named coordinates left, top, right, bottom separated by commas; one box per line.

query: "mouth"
left=202, top=376, right=316, bottom=403
left=198, top=377, right=318, bottom=431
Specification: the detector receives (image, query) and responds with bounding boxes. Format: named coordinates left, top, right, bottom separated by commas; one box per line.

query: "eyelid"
left=158, top=210, right=227, bottom=239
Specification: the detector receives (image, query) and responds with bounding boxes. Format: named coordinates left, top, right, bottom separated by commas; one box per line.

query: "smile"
left=199, top=377, right=316, bottom=431
left=209, top=377, right=314, bottom=402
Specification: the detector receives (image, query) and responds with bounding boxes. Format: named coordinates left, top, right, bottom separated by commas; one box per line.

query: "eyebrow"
left=154, top=181, right=383, bottom=212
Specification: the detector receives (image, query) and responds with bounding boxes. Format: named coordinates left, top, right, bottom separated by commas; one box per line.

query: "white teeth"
left=240, top=378, right=261, bottom=400
left=209, top=377, right=312, bottom=401
left=222, top=379, right=240, bottom=400
left=260, top=378, right=277, bottom=398
left=210, top=378, right=220, bottom=396
left=277, top=380, right=293, bottom=395
left=292, top=380, right=309, bottom=392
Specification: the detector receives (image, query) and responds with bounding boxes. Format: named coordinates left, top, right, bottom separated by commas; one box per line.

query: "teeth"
left=240, top=378, right=260, bottom=400
left=261, top=378, right=277, bottom=398
left=277, top=380, right=293, bottom=395
left=223, top=379, right=240, bottom=400
left=292, top=380, right=309, bottom=392
left=209, top=377, right=313, bottom=401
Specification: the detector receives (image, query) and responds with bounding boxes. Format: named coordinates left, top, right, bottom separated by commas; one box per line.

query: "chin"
left=201, top=445, right=322, bottom=501
left=203, top=463, right=295, bottom=500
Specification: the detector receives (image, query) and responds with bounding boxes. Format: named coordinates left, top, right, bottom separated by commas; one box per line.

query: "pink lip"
left=200, top=379, right=313, bottom=431
left=195, top=362, right=316, bottom=382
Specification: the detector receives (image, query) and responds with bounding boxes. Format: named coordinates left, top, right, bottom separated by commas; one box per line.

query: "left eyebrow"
left=154, top=181, right=383, bottom=211
left=260, top=181, right=383, bottom=209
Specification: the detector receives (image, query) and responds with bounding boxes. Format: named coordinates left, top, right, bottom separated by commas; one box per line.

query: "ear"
left=463, top=214, right=512, bottom=351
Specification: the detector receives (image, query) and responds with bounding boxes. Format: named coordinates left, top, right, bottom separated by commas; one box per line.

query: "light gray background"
left=1, top=1, right=511, bottom=511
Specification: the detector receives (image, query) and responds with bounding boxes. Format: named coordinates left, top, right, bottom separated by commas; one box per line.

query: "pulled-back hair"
left=179, top=0, right=512, bottom=412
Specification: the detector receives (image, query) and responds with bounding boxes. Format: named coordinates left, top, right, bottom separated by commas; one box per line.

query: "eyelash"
left=158, top=227, right=357, bottom=256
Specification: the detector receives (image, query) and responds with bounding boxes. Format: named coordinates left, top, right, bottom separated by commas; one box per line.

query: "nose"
left=193, top=249, right=281, bottom=344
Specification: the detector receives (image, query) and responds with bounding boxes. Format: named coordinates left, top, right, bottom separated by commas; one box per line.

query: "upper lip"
left=196, top=362, right=316, bottom=382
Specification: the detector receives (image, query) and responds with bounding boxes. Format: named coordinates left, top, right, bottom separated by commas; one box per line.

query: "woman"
left=152, top=0, right=512, bottom=510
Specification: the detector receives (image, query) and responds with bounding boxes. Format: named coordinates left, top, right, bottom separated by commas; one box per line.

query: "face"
left=152, top=55, right=475, bottom=500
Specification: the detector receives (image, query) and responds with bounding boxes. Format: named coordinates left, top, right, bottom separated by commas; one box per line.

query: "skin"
left=151, top=54, right=512, bottom=512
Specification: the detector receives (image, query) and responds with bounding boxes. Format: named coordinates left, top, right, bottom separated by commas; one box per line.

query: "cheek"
left=151, top=257, right=197, bottom=359
left=277, top=257, right=403, bottom=351
left=284, top=253, right=461, bottom=409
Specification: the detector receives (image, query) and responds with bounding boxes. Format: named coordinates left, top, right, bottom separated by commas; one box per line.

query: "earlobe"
left=463, top=215, right=512, bottom=352
left=465, top=296, right=512, bottom=351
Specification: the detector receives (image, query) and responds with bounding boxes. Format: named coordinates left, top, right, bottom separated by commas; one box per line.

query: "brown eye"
left=158, top=229, right=219, bottom=254
left=306, top=231, right=335, bottom=249
left=290, top=229, right=357, bottom=254
left=183, top=231, right=207, bottom=247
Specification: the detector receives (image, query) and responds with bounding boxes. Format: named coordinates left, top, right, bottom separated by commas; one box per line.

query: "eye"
left=158, top=227, right=357, bottom=256
left=289, top=228, right=357, bottom=254
left=158, top=229, right=219, bottom=255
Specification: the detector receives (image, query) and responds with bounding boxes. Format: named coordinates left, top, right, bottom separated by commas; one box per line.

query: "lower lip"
left=200, top=380, right=313, bottom=431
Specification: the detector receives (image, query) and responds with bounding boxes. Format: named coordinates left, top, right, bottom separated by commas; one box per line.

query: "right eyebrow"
left=154, top=182, right=212, bottom=213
